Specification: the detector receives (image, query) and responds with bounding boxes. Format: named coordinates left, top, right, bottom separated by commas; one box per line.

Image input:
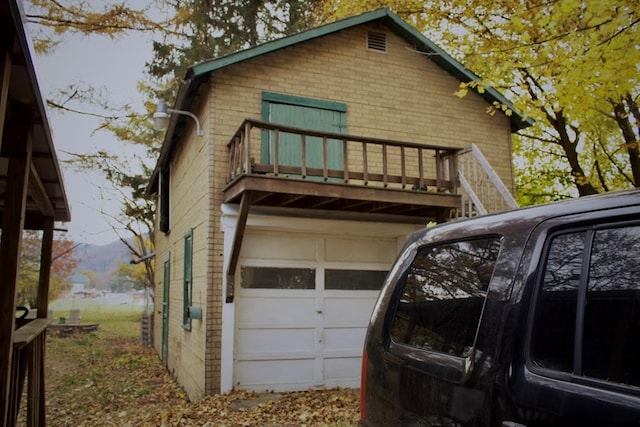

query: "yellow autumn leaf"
left=455, top=88, right=468, bottom=98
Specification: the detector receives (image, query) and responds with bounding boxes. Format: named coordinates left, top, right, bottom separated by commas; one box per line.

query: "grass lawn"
left=49, top=294, right=145, bottom=338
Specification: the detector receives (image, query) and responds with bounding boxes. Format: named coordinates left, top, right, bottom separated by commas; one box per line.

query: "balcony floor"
left=223, top=175, right=461, bottom=224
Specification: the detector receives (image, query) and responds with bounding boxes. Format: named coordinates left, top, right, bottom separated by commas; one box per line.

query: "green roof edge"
left=187, top=7, right=532, bottom=131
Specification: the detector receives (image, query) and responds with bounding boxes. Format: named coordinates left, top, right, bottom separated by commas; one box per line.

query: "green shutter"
left=260, top=93, right=347, bottom=177
left=183, top=229, right=193, bottom=330
left=162, top=253, right=170, bottom=361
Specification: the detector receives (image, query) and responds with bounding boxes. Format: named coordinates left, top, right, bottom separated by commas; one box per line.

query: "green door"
left=161, top=253, right=170, bottom=362
left=262, top=93, right=347, bottom=178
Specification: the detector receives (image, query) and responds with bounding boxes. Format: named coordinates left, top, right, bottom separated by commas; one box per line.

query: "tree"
left=148, top=0, right=321, bottom=93
left=115, top=261, right=147, bottom=292
left=24, top=0, right=179, bottom=53
left=317, top=0, right=640, bottom=203
left=24, top=0, right=172, bottom=292
left=18, top=231, right=79, bottom=307
left=25, top=0, right=321, bottom=294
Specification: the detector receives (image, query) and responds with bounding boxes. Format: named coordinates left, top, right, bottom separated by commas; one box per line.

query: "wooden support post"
left=244, top=121, right=251, bottom=174
left=342, top=139, right=349, bottom=183
left=226, top=193, right=251, bottom=303
left=37, top=218, right=55, bottom=318
left=322, top=137, right=328, bottom=181
left=0, top=116, right=33, bottom=427
left=300, top=135, right=307, bottom=178
left=0, top=16, right=13, bottom=149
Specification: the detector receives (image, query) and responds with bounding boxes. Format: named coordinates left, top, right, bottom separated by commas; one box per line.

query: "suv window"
left=531, top=224, right=640, bottom=388
left=390, top=237, right=502, bottom=358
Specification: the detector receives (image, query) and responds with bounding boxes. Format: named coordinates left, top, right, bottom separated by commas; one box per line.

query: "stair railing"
left=456, top=143, right=518, bottom=218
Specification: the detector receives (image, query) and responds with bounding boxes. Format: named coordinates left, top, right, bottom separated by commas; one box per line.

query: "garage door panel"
left=325, top=237, right=396, bottom=263
left=236, top=359, right=314, bottom=389
left=324, top=357, right=361, bottom=382
left=241, top=233, right=316, bottom=260
left=237, top=296, right=316, bottom=323
left=324, top=327, right=367, bottom=352
left=324, top=297, right=377, bottom=323
left=236, top=328, right=315, bottom=354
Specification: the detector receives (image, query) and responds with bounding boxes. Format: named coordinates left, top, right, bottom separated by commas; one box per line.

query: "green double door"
left=263, top=93, right=346, bottom=178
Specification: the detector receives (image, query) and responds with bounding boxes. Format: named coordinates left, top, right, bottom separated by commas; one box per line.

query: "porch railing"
left=226, top=119, right=460, bottom=193
left=456, top=143, right=518, bottom=217
left=8, top=318, right=50, bottom=427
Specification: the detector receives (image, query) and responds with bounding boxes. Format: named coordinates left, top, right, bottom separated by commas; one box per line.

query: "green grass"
left=49, top=297, right=144, bottom=338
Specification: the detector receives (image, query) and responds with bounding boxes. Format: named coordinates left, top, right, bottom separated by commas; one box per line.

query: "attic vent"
left=367, top=31, right=387, bottom=52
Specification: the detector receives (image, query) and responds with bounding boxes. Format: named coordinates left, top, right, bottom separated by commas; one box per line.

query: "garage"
left=233, top=229, right=400, bottom=391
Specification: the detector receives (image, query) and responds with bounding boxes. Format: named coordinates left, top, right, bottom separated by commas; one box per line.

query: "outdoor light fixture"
left=153, top=99, right=203, bottom=137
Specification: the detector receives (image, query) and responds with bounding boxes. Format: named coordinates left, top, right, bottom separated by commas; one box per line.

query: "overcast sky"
left=30, top=23, right=156, bottom=246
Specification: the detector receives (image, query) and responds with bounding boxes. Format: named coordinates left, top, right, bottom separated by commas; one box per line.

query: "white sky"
left=30, top=24, right=156, bottom=246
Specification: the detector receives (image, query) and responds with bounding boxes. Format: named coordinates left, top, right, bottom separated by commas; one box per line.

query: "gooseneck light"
left=153, top=99, right=203, bottom=137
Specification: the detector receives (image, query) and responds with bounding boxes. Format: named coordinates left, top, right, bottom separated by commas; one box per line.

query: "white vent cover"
left=367, top=31, right=387, bottom=52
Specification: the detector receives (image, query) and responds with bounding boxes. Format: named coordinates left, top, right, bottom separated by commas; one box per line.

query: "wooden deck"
left=224, top=119, right=462, bottom=223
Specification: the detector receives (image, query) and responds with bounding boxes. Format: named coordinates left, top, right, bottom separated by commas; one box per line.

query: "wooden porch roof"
left=1, top=0, right=71, bottom=227
left=1, top=1, right=71, bottom=425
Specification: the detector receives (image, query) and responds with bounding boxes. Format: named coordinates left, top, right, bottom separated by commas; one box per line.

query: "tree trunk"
left=552, top=110, right=600, bottom=196
left=613, top=95, right=640, bottom=187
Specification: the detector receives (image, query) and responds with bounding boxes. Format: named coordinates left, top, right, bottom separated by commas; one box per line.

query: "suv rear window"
left=531, top=224, right=640, bottom=388
left=390, top=237, right=502, bottom=358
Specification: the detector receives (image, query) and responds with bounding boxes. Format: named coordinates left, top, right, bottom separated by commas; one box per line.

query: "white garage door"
left=234, top=230, right=397, bottom=391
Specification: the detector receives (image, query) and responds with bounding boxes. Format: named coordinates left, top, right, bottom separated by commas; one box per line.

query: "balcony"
left=224, top=119, right=462, bottom=224
left=223, top=119, right=462, bottom=302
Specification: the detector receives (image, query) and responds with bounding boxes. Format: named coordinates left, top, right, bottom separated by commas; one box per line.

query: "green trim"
left=190, top=8, right=391, bottom=78
left=262, top=92, right=347, bottom=112
left=161, top=252, right=170, bottom=361
left=182, top=229, right=193, bottom=331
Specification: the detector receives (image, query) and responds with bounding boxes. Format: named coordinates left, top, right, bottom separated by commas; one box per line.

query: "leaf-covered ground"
left=34, top=328, right=359, bottom=426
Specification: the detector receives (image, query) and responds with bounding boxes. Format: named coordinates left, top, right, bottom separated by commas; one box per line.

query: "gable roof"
left=190, top=8, right=530, bottom=128
left=149, top=8, right=532, bottom=193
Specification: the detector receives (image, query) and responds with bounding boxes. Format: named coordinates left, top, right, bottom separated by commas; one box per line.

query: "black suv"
left=361, top=190, right=640, bottom=426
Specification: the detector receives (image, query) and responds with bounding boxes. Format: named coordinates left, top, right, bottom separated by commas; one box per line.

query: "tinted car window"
left=531, top=224, right=640, bottom=388
left=583, top=226, right=640, bottom=386
left=390, top=237, right=501, bottom=358
left=531, top=232, right=584, bottom=372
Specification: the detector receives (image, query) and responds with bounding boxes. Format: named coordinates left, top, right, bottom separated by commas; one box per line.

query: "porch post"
left=225, top=192, right=251, bottom=303
left=0, top=113, right=33, bottom=426
left=37, top=218, right=55, bottom=318
left=0, top=16, right=12, bottom=149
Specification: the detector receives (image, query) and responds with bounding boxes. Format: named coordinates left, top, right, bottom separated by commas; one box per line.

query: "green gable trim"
left=187, top=8, right=531, bottom=131
left=190, top=8, right=392, bottom=78
left=262, top=92, right=347, bottom=112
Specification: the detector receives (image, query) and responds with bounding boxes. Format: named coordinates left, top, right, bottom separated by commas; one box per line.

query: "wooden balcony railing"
left=8, top=318, right=51, bottom=427
left=226, top=119, right=460, bottom=193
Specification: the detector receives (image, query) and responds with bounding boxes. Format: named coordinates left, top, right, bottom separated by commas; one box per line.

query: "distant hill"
left=74, top=239, right=132, bottom=275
